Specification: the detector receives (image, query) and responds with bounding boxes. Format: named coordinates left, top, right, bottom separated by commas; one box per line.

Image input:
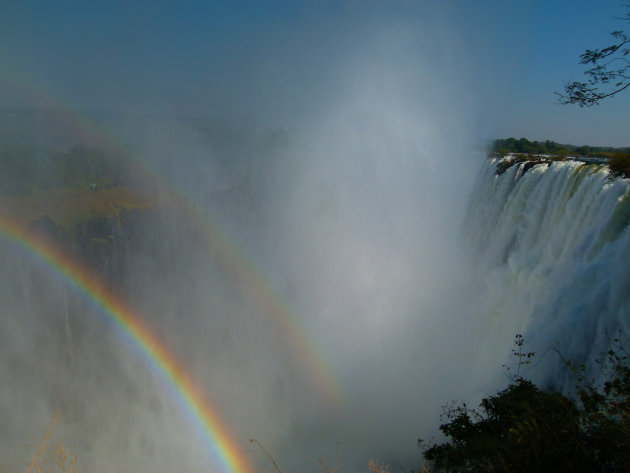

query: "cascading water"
left=466, top=157, right=630, bottom=386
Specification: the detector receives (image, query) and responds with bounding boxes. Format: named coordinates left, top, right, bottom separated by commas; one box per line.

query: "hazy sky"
left=1, top=0, right=628, bottom=146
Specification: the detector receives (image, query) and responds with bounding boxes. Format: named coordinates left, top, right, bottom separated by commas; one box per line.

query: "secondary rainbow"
left=0, top=212, right=252, bottom=473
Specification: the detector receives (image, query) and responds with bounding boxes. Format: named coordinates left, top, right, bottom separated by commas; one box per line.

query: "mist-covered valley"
left=0, top=98, right=492, bottom=472
left=0, top=85, right=506, bottom=468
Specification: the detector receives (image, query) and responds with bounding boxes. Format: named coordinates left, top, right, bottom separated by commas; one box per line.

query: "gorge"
left=1, top=124, right=629, bottom=473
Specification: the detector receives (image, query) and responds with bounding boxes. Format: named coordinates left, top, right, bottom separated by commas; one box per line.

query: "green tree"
left=421, top=335, right=630, bottom=472
left=558, top=4, right=630, bottom=106
left=423, top=380, right=592, bottom=473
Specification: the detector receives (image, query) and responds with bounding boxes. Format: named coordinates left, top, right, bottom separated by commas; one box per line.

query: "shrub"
left=608, top=153, right=630, bottom=179
left=421, top=336, right=630, bottom=473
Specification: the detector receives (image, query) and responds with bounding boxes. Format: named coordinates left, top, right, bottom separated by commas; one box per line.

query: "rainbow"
left=0, top=213, right=252, bottom=473
left=165, top=199, right=344, bottom=406
left=0, top=57, right=343, bottom=405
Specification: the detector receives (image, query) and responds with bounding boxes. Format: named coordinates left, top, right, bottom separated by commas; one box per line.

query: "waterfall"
left=64, top=286, right=74, bottom=368
left=466, top=157, right=630, bottom=385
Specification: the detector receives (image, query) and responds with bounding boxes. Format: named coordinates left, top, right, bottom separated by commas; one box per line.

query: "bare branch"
left=249, top=438, right=284, bottom=473
left=558, top=5, right=630, bottom=105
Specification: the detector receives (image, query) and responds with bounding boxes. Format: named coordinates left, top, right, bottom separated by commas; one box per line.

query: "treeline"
left=490, top=137, right=630, bottom=179
left=0, top=144, right=123, bottom=195
left=490, top=137, right=630, bottom=158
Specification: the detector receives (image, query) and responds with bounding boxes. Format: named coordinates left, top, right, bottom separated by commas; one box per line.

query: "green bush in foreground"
left=421, top=335, right=630, bottom=473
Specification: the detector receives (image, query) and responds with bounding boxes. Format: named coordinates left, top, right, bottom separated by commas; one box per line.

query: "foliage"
left=570, top=335, right=630, bottom=471
left=423, top=380, right=590, bottom=473
left=490, top=138, right=572, bottom=157
left=608, top=153, right=630, bottom=178
left=24, top=414, right=78, bottom=473
left=557, top=4, right=630, bottom=106
left=367, top=459, right=391, bottom=473
left=489, top=137, right=630, bottom=159
left=421, top=335, right=630, bottom=473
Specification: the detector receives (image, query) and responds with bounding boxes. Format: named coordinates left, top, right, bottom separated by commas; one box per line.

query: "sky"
left=0, top=0, right=629, bottom=147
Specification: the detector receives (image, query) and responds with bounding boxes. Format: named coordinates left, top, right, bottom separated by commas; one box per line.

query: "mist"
left=0, top=3, right=586, bottom=473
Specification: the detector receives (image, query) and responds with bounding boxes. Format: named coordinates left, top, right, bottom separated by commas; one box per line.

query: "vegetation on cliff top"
left=0, top=143, right=153, bottom=231
left=489, top=137, right=630, bottom=159
left=489, top=137, right=630, bottom=178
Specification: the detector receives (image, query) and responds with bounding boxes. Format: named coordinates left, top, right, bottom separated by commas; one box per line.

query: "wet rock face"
left=28, top=215, right=70, bottom=246
left=26, top=207, right=203, bottom=293
left=24, top=208, right=159, bottom=287
left=75, top=209, right=161, bottom=287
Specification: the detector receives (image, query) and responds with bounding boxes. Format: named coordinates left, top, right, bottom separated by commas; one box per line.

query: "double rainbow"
left=1, top=58, right=343, bottom=471
left=0, top=213, right=252, bottom=473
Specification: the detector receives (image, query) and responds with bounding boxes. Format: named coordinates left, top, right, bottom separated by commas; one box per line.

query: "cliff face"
left=0, top=185, right=157, bottom=294
left=28, top=209, right=147, bottom=284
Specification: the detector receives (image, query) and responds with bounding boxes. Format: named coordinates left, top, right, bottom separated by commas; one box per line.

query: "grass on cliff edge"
left=0, top=186, right=154, bottom=232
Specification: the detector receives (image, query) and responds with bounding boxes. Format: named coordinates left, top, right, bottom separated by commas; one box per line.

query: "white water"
left=466, top=157, right=630, bottom=386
